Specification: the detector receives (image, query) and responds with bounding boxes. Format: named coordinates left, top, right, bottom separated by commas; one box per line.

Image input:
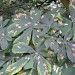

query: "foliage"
left=0, top=0, right=75, bottom=75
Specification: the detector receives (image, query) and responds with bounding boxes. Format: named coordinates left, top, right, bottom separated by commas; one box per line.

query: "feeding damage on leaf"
left=0, top=1, right=75, bottom=75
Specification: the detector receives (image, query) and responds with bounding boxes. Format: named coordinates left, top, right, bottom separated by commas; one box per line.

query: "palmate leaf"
left=7, top=8, right=42, bottom=36
left=6, top=56, right=30, bottom=75
left=7, top=8, right=44, bottom=46
left=12, top=42, right=35, bottom=54
left=12, top=43, right=51, bottom=75
left=2, top=5, right=75, bottom=75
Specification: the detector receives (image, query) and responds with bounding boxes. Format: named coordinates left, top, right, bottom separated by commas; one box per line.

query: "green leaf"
left=0, top=39, right=8, bottom=50
left=0, top=28, right=11, bottom=50
left=13, top=27, right=32, bottom=45
left=12, top=42, right=35, bottom=54
left=32, top=29, right=41, bottom=46
left=52, top=64, right=61, bottom=75
left=30, top=8, right=42, bottom=23
left=45, top=60, right=51, bottom=73
left=0, top=51, right=4, bottom=59
left=7, top=23, right=26, bottom=37
left=56, top=13, right=63, bottom=20
left=21, top=69, right=33, bottom=75
left=61, top=63, right=75, bottom=75
left=24, top=58, right=34, bottom=70
left=0, top=60, right=12, bottom=75
left=69, top=2, right=75, bottom=22
left=66, top=43, right=75, bottom=63
left=3, top=19, right=10, bottom=27
left=37, top=55, right=49, bottom=75
left=6, top=57, right=30, bottom=75
left=61, top=25, right=71, bottom=35
left=0, top=60, right=5, bottom=67
left=44, top=37, right=58, bottom=53
left=7, top=13, right=30, bottom=37
left=64, top=30, right=73, bottom=41
left=0, top=16, right=3, bottom=26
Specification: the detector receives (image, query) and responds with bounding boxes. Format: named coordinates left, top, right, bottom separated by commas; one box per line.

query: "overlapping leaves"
left=0, top=16, right=12, bottom=50
left=0, top=2, right=75, bottom=75
left=7, top=8, right=45, bottom=46
left=4, top=42, right=51, bottom=75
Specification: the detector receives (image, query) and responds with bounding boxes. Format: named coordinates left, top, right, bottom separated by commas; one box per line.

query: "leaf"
left=12, top=42, right=35, bottom=54
left=7, top=13, right=30, bottom=37
left=56, top=13, right=63, bottom=21
left=37, top=55, right=49, bottom=75
left=21, top=69, right=33, bottom=75
left=69, top=2, right=75, bottom=22
left=41, top=15, right=54, bottom=27
left=3, top=19, right=10, bottom=27
left=60, top=25, right=71, bottom=35
left=64, top=30, right=73, bottom=41
left=0, top=28, right=10, bottom=50
left=0, top=51, right=4, bottom=59
left=7, top=23, right=27, bottom=37
left=0, top=16, right=3, bottom=26
left=66, top=43, right=75, bottom=63
left=13, top=27, right=32, bottom=45
left=24, top=58, right=34, bottom=70
left=61, top=63, right=75, bottom=75
left=57, top=44, right=66, bottom=60
left=73, top=21, right=75, bottom=35
left=0, top=39, right=8, bottom=50
left=0, top=59, right=5, bottom=67
left=40, top=27, right=49, bottom=36
left=44, top=37, right=58, bottom=53
left=45, top=60, right=51, bottom=73
left=0, top=60, right=13, bottom=75
left=6, top=57, right=30, bottom=75
left=32, top=29, right=41, bottom=46
left=30, top=8, right=42, bottom=23
left=36, top=44, right=49, bottom=57
left=52, top=64, right=61, bottom=75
